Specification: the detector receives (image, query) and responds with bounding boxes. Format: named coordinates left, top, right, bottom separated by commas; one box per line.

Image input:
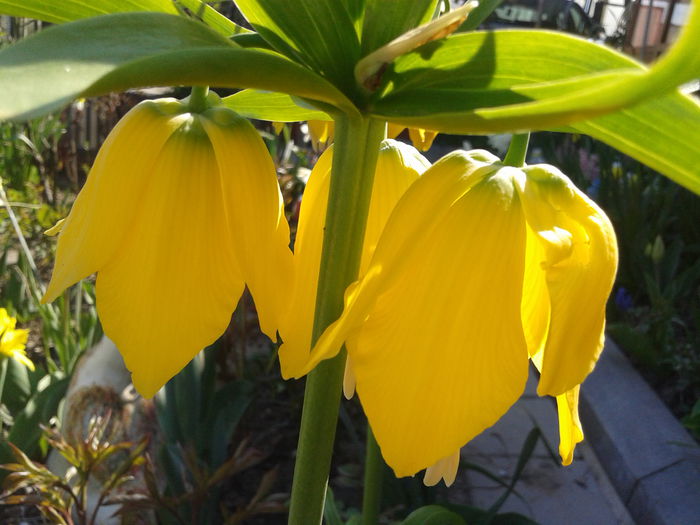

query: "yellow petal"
left=96, top=122, right=244, bottom=399
left=556, top=385, right=583, bottom=465
left=387, top=123, right=405, bottom=139
left=343, top=354, right=357, bottom=400
left=43, top=100, right=187, bottom=303
left=298, top=151, right=501, bottom=377
left=279, top=141, right=429, bottom=378
left=360, top=139, right=429, bottom=273
left=424, top=449, right=460, bottom=487
left=303, top=159, right=530, bottom=477
left=278, top=147, right=334, bottom=377
left=307, top=120, right=334, bottom=150
left=521, top=224, right=551, bottom=358
left=201, top=106, right=293, bottom=340
left=408, top=127, right=438, bottom=151
left=0, top=308, right=14, bottom=331
left=517, top=165, right=618, bottom=396
left=10, top=349, right=35, bottom=371
left=1, top=327, right=28, bottom=354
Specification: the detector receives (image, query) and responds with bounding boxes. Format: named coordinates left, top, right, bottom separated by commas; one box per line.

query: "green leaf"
left=371, top=29, right=700, bottom=193
left=401, top=505, right=467, bottom=525
left=566, top=92, right=700, bottom=195
left=234, top=0, right=362, bottom=93
left=175, top=0, right=251, bottom=37
left=361, top=0, right=438, bottom=55
left=0, top=12, right=357, bottom=121
left=223, top=90, right=331, bottom=121
left=2, top=374, right=68, bottom=462
left=0, top=357, right=33, bottom=414
left=322, top=487, right=344, bottom=525
left=458, top=0, right=505, bottom=31
left=0, top=0, right=177, bottom=23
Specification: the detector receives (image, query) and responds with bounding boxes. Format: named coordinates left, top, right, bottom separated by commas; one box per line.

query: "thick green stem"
left=362, top=428, right=383, bottom=525
left=288, top=115, right=386, bottom=525
left=503, top=133, right=530, bottom=168
left=188, top=86, right=209, bottom=113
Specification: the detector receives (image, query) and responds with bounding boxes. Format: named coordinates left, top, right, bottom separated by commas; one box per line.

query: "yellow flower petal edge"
left=0, top=308, right=33, bottom=371
left=408, top=127, right=439, bottom=152
left=278, top=140, right=430, bottom=379
left=556, top=385, right=584, bottom=466
left=43, top=96, right=292, bottom=398
left=516, top=165, right=618, bottom=396
left=307, top=120, right=334, bottom=151
left=293, top=151, right=617, bottom=479
left=424, top=450, right=460, bottom=487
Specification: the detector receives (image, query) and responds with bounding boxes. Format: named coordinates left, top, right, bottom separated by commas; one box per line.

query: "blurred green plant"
left=1, top=110, right=101, bottom=469
left=0, top=412, right=148, bottom=525
left=116, top=344, right=287, bottom=524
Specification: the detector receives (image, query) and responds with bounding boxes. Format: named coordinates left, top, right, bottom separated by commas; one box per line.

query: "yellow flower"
left=307, top=120, right=437, bottom=152
left=278, top=139, right=430, bottom=382
left=288, top=150, right=618, bottom=483
left=42, top=95, right=292, bottom=398
left=0, top=308, right=33, bottom=371
left=407, top=127, right=439, bottom=151
left=307, top=120, right=334, bottom=151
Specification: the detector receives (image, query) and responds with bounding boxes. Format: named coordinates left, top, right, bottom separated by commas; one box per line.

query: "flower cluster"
left=44, top=96, right=618, bottom=484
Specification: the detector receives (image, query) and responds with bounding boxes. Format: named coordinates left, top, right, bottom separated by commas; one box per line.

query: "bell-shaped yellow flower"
left=278, top=139, right=430, bottom=380
left=289, top=150, right=617, bottom=482
left=42, top=95, right=292, bottom=398
left=0, top=308, right=33, bottom=371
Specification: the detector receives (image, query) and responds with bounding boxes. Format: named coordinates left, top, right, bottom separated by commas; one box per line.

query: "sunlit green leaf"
left=176, top=0, right=251, bottom=37
left=370, top=27, right=700, bottom=192
left=361, top=0, right=438, bottom=55
left=566, top=94, right=700, bottom=195
left=234, top=0, right=361, bottom=94
left=0, top=0, right=177, bottom=23
left=0, top=13, right=357, bottom=121
left=223, top=90, right=331, bottom=122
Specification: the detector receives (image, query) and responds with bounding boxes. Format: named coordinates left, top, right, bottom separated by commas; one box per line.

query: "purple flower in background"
left=579, top=149, right=600, bottom=182
left=615, top=287, right=634, bottom=312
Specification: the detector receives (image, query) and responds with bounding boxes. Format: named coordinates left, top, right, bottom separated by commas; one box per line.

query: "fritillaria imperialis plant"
left=0, top=0, right=699, bottom=523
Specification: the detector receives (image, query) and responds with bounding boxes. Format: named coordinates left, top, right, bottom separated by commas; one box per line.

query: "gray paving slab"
left=455, top=367, right=634, bottom=525
left=580, top=340, right=700, bottom=525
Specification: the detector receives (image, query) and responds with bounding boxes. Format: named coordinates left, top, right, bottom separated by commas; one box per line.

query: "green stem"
left=362, top=428, right=383, bottom=525
left=0, top=358, right=8, bottom=407
left=188, top=86, right=209, bottom=113
left=288, top=115, right=386, bottom=525
left=503, top=133, right=530, bottom=168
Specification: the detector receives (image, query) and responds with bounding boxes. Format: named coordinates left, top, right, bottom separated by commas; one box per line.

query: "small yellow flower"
left=288, top=150, right=618, bottom=483
left=42, top=95, right=292, bottom=398
left=0, top=308, right=33, bottom=371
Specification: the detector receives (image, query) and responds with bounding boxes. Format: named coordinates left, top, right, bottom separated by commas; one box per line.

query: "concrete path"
left=450, top=370, right=636, bottom=525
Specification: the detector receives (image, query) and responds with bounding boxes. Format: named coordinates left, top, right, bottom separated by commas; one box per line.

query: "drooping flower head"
left=0, top=308, right=33, bottom=371
left=287, top=149, right=618, bottom=484
left=43, top=93, right=292, bottom=398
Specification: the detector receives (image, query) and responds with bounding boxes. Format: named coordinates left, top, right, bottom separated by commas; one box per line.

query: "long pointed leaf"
left=0, top=0, right=177, bottom=23
left=176, top=0, right=251, bottom=37
left=361, top=0, right=438, bottom=55
left=234, top=0, right=361, bottom=92
left=0, top=13, right=357, bottom=121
